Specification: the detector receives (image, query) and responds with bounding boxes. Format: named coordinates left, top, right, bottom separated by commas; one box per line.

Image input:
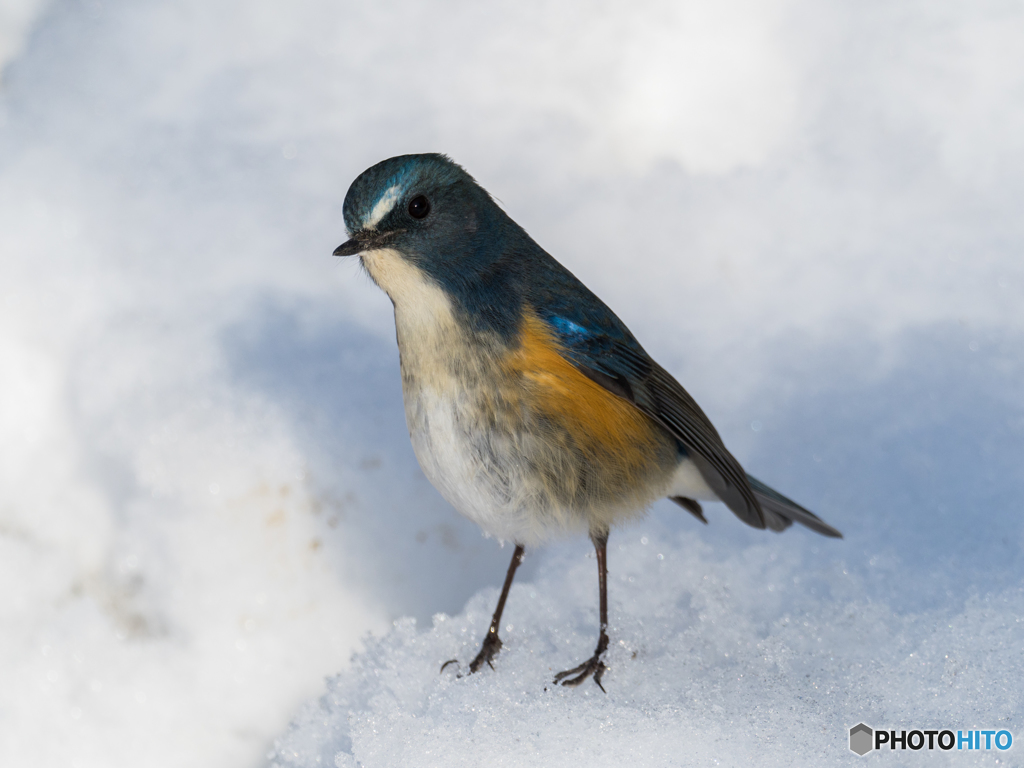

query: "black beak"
left=333, top=238, right=364, bottom=257
left=333, top=229, right=403, bottom=257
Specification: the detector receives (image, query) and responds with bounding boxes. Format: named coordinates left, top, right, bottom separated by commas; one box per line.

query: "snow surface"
left=270, top=534, right=1024, bottom=767
left=1, top=1, right=1023, bottom=767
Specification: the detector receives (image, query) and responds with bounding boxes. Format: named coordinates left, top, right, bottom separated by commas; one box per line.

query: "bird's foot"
left=553, top=652, right=608, bottom=692
left=468, top=631, right=503, bottom=674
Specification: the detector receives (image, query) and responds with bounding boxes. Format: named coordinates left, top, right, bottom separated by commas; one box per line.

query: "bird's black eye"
left=408, top=195, right=430, bottom=220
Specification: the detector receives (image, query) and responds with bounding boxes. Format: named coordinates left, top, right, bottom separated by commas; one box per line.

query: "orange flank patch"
left=508, top=311, right=674, bottom=478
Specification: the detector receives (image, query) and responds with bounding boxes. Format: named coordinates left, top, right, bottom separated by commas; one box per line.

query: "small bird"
left=334, top=154, right=841, bottom=690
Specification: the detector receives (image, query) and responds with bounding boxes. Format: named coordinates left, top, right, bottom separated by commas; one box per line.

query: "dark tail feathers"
left=745, top=474, right=842, bottom=538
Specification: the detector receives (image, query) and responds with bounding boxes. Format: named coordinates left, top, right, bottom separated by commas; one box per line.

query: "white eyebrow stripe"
left=364, top=184, right=402, bottom=230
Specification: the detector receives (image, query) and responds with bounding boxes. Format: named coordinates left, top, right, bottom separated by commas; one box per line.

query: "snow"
left=0, top=1, right=1022, bottom=767
left=271, top=534, right=1024, bottom=767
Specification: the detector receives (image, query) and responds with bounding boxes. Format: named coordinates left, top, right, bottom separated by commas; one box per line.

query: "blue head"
left=335, top=154, right=542, bottom=338
left=334, top=153, right=632, bottom=347
left=339, top=154, right=475, bottom=239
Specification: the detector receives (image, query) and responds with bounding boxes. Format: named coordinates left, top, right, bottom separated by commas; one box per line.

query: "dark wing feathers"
left=537, top=301, right=840, bottom=538
left=642, top=359, right=764, bottom=528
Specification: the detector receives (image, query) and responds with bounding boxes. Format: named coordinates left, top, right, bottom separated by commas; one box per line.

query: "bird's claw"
left=553, top=653, right=608, bottom=692
left=468, top=631, right=503, bottom=674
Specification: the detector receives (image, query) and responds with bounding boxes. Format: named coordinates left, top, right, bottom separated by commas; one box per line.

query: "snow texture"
left=1, top=1, right=1022, bottom=767
left=271, top=534, right=1024, bottom=767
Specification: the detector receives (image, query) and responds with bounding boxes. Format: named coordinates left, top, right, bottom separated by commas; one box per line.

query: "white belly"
left=404, top=384, right=564, bottom=544
left=361, top=248, right=571, bottom=543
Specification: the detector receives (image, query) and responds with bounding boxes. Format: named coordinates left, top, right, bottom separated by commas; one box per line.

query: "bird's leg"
left=554, top=529, right=610, bottom=691
left=466, top=544, right=524, bottom=673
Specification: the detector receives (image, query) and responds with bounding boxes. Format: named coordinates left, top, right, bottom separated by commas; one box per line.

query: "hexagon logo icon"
left=850, top=723, right=874, bottom=756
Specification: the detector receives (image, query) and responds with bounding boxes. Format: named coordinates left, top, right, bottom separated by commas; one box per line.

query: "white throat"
left=360, top=248, right=456, bottom=340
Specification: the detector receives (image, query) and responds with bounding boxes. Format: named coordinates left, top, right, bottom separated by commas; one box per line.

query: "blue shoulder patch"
left=549, top=315, right=591, bottom=342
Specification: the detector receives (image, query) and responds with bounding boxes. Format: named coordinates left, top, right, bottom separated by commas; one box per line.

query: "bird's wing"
left=534, top=305, right=766, bottom=530
left=535, top=304, right=841, bottom=537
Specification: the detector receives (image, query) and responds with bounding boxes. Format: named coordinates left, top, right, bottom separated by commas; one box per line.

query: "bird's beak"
left=333, top=238, right=364, bottom=257
left=333, top=229, right=400, bottom=257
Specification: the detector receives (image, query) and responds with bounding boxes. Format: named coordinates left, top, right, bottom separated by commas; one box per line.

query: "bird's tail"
left=746, top=474, right=843, bottom=538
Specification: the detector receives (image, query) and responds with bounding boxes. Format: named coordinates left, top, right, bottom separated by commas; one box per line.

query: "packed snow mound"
left=269, top=527, right=1024, bottom=767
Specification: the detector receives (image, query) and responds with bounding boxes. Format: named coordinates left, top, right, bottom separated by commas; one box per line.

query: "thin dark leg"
left=466, top=544, right=525, bottom=673
left=553, top=530, right=610, bottom=691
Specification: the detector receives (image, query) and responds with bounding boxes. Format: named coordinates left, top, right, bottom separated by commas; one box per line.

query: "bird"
left=333, top=153, right=842, bottom=691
